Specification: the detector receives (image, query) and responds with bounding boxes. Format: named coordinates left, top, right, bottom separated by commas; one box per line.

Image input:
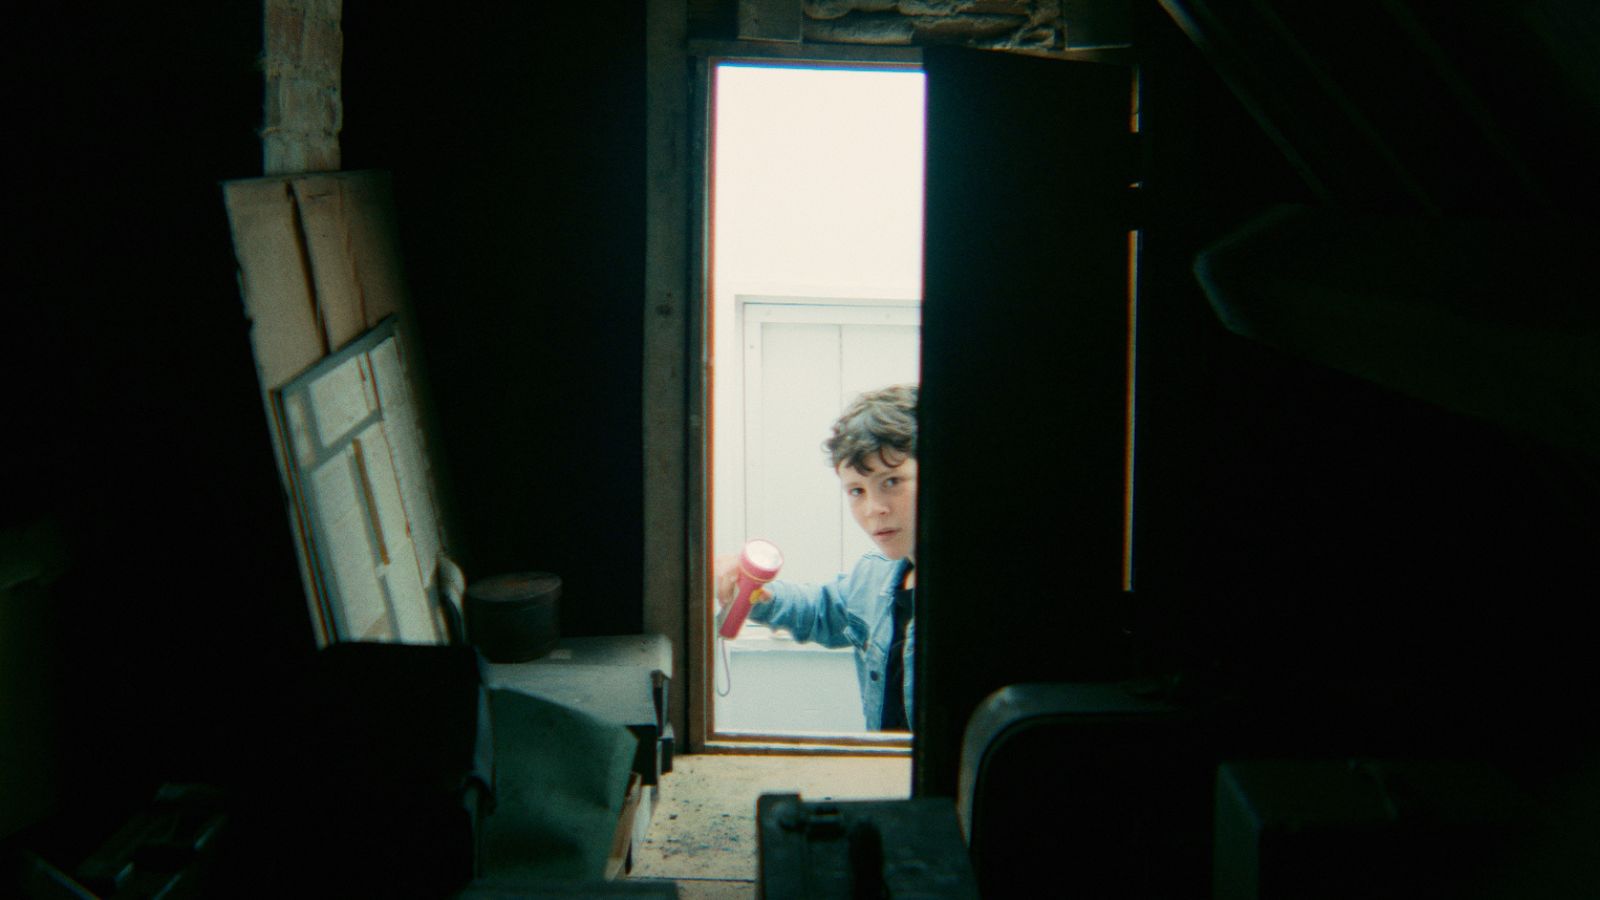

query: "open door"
left=916, top=47, right=1136, bottom=797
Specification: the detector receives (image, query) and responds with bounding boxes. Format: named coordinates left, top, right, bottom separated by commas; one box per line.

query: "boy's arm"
left=747, top=575, right=857, bottom=649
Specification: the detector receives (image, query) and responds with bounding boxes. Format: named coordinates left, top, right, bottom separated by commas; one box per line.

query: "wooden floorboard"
left=626, top=754, right=912, bottom=896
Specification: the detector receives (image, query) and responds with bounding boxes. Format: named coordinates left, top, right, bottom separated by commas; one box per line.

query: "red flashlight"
left=717, top=538, right=784, bottom=639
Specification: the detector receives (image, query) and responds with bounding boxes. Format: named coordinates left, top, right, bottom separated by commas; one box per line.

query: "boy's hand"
left=713, top=554, right=739, bottom=610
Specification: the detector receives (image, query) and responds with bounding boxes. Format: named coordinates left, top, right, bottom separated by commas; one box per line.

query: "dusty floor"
left=626, top=753, right=912, bottom=899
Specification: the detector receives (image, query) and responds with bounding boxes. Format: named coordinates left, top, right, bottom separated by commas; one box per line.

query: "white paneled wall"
left=714, top=299, right=918, bottom=735
left=741, top=301, right=920, bottom=584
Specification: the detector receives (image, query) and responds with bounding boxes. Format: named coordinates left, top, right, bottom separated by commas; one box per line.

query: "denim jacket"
left=748, top=553, right=914, bottom=731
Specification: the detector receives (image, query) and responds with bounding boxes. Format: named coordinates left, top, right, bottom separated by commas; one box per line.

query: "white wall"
left=710, top=63, right=925, bottom=576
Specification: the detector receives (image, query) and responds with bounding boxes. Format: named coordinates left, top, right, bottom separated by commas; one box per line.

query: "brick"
left=264, top=134, right=341, bottom=177
left=803, top=13, right=916, bottom=44
left=910, top=13, right=1028, bottom=43
left=299, top=16, right=343, bottom=80
left=804, top=0, right=897, bottom=21
left=264, top=6, right=307, bottom=64
left=266, top=76, right=340, bottom=133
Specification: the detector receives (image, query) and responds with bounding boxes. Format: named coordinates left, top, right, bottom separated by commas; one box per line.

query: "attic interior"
left=4, top=1, right=1598, bottom=897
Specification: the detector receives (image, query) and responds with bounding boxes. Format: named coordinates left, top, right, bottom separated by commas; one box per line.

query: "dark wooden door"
left=917, top=46, right=1135, bottom=797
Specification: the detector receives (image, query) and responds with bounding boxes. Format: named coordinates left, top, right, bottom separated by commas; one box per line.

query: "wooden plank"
left=225, top=171, right=448, bottom=648
left=222, top=178, right=324, bottom=392
left=293, top=176, right=367, bottom=351
left=334, top=171, right=409, bottom=327
left=645, top=0, right=692, bottom=748
left=310, top=442, right=393, bottom=641
left=225, top=176, right=335, bottom=642
left=355, top=425, right=437, bottom=644
left=605, top=773, right=645, bottom=879
left=370, top=337, right=444, bottom=614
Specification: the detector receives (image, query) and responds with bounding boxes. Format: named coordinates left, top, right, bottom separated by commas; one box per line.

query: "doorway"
left=704, top=60, right=925, bottom=745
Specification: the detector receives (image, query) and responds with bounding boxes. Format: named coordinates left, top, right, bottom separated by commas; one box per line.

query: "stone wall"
left=262, top=0, right=342, bottom=175
left=803, top=0, right=1065, bottom=51
left=709, top=0, right=1130, bottom=53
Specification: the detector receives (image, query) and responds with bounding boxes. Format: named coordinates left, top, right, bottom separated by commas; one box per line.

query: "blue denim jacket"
left=748, top=553, right=914, bottom=731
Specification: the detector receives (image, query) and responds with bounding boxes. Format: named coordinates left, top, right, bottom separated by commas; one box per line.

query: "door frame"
left=644, top=29, right=1136, bottom=771
left=684, top=41, right=923, bottom=754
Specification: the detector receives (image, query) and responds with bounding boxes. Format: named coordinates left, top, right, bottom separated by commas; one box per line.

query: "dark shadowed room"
left=4, top=2, right=1598, bottom=897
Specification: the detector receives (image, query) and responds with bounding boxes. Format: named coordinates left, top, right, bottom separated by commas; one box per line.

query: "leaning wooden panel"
left=270, top=320, right=446, bottom=646
left=307, top=435, right=395, bottom=641
left=224, top=175, right=334, bottom=639
left=292, top=176, right=368, bottom=352
left=224, top=171, right=449, bottom=647
left=320, top=172, right=409, bottom=327
left=369, top=336, right=443, bottom=597
left=354, top=423, right=438, bottom=643
left=290, top=171, right=411, bottom=348
left=222, top=178, right=325, bottom=392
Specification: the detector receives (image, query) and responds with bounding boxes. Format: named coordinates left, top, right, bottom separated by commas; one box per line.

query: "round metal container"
left=464, top=572, right=561, bottom=663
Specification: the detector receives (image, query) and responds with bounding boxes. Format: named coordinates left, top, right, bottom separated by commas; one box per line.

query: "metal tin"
left=464, top=572, right=561, bottom=663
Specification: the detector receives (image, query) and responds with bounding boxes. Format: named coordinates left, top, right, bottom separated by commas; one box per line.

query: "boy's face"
left=838, top=450, right=918, bottom=561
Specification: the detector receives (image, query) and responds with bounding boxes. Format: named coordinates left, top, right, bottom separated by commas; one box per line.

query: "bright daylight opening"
left=709, top=62, right=925, bottom=739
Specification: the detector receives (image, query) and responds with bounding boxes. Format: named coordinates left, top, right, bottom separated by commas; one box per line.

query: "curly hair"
left=825, top=384, right=918, bottom=474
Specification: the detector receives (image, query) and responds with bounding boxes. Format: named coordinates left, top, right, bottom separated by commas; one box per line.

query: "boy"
left=715, top=384, right=918, bottom=732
